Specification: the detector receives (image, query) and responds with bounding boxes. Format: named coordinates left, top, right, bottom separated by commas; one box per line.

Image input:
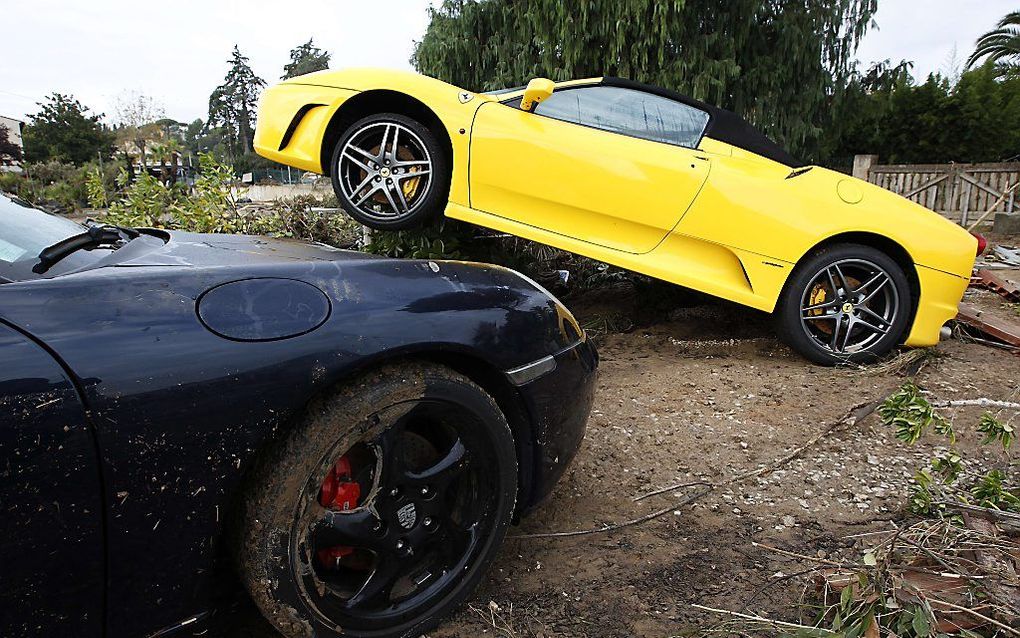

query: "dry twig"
left=513, top=399, right=882, bottom=540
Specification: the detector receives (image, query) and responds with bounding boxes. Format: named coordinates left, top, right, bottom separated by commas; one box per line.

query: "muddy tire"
left=775, top=243, right=911, bottom=366
left=237, top=363, right=517, bottom=638
left=330, top=113, right=449, bottom=231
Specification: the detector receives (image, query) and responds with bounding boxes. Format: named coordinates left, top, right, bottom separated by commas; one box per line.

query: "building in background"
left=0, top=115, right=25, bottom=173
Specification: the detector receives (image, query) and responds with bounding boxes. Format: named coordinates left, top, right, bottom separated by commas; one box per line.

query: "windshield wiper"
left=34, top=222, right=139, bottom=274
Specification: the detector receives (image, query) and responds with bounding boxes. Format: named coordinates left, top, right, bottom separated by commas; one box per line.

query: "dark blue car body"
left=0, top=217, right=597, bottom=637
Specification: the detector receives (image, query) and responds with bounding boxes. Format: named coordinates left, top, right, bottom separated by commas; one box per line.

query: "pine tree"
left=282, top=38, right=332, bottom=79
left=412, top=0, right=877, bottom=161
left=208, top=45, right=266, bottom=158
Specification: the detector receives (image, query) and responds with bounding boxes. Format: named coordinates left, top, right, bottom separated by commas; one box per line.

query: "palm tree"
left=967, top=10, right=1020, bottom=77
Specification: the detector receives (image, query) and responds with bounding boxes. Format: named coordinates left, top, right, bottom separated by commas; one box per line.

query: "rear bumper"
left=512, top=338, right=599, bottom=514
left=904, top=265, right=971, bottom=346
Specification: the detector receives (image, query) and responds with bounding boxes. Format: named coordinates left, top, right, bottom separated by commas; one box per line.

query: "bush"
left=0, top=159, right=120, bottom=213
left=102, top=153, right=362, bottom=246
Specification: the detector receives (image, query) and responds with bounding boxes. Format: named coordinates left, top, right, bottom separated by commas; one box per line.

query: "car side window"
left=532, top=86, right=710, bottom=149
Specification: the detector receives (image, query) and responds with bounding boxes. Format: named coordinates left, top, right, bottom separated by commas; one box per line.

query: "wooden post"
left=961, top=180, right=973, bottom=226
left=852, top=155, right=878, bottom=181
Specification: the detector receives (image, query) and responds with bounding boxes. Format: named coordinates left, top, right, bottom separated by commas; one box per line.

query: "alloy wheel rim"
left=290, top=399, right=498, bottom=630
left=799, top=258, right=899, bottom=357
left=338, top=121, right=433, bottom=222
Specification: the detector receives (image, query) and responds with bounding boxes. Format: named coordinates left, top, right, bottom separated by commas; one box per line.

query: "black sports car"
left=0, top=194, right=597, bottom=638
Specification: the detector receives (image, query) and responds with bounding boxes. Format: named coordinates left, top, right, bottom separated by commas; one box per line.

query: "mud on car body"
left=0, top=193, right=597, bottom=638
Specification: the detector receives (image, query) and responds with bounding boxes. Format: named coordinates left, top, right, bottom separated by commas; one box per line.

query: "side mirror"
left=520, top=78, right=555, bottom=112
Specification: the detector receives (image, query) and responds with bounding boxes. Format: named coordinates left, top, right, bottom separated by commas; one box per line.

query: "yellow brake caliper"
left=808, top=285, right=832, bottom=334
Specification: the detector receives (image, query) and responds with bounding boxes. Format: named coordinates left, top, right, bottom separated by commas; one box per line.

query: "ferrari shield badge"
left=458, top=91, right=474, bottom=104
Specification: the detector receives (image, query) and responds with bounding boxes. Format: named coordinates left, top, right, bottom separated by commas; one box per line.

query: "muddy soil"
left=242, top=277, right=1020, bottom=637
left=428, top=284, right=1020, bottom=637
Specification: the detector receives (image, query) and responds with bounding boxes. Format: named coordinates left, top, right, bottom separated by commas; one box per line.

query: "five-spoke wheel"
left=331, top=113, right=450, bottom=230
left=776, top=244, right=911, bottom=365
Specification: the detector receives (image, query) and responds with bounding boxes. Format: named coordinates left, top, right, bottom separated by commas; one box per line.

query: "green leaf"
left=911, top=605, right=931, bottom=637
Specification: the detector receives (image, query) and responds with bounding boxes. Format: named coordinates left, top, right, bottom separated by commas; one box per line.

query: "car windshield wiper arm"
left=34, top=223, right=139, bottom=274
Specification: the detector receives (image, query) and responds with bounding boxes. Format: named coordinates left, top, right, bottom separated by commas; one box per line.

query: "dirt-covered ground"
left=427, top=279, right=1020, bottom=637
left=241, top=267, right=1020, bottom=637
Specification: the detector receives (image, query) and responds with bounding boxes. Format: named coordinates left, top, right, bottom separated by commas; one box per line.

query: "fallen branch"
left=512, top=486, right=712, bottom=539
left=938, top=501, right=1020, bottom=524
left=635, top=399, right=882, bottom=502
left=513, top=399, right=882, bottom=540
left=967, top=181, right=1019, bottom=232
left=931, top=398, right=1020, bottom=410
left=927, top=597, right=1020, bottom=636
left=691, top=604, right=839, bottom=634
left=751, top=541, right=845, bottom=567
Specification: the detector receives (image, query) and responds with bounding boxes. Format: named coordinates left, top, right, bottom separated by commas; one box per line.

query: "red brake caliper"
left=316, top=454, right=361, bottom=569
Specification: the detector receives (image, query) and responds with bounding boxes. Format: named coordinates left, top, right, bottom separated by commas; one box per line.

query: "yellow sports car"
left=254, top=68, right=979, bottom=365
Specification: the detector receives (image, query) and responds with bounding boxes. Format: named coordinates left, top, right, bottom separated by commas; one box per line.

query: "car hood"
left=114, top=230, right=375, bottom=269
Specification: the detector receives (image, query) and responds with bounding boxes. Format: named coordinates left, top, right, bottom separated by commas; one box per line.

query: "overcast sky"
left=1, top=0, right=1014, bottom=124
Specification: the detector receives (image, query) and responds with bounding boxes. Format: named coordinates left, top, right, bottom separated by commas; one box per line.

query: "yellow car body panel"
left=469, top=100, right=711, bottom=253
left=255, top=68, right=978, bottom=347
left=253, top=84, right=358, bottom=174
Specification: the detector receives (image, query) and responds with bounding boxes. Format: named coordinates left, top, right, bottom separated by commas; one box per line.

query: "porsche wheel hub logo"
left=397, top=503, right=417, bottom=529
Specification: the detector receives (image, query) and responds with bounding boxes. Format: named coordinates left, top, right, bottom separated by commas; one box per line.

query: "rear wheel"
left=331, top=113, right=449, bottom=231
left=775, top=244, right=912, bottom=365
left=238, top=363, right=517, bottom=638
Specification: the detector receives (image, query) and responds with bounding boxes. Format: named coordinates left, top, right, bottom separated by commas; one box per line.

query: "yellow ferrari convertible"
left=254, top=68, right=979, bottom=365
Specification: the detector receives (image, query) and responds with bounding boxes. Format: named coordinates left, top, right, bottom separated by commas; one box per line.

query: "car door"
left=469, top=84, right=712, bottom=254
left=0, top=320, right=104, bottom=637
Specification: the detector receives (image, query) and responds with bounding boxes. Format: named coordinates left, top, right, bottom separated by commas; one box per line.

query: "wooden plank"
left=971, top=269, right=1020, bottom=302
left=960, top=172, right=1005, bottom=199
left=956, top=303, right=1020, bottom=351
left=902, top=173, right=949, bottom=199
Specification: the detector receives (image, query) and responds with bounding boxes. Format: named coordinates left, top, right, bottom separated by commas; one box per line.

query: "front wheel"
left=775, top=244, right=912, bottom=365
left=237, top=363, right=518, bottom=638
left=331, top=113, right=450, bottom=231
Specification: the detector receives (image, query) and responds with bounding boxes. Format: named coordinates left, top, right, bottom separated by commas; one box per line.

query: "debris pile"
left=817, top=514, right=1020, bottom=635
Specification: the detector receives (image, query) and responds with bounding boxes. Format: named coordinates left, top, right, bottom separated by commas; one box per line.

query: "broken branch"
left=931, top=398, right=1020, bottom=410
left=635, top=399, right=882, bottom=503
left=967, top=181, right=1019, bottom=232
left=514, top=399, right=882, bottom=540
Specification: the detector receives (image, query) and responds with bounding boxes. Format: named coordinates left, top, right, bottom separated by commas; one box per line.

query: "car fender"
left=260, top=68, right=488, bottom=204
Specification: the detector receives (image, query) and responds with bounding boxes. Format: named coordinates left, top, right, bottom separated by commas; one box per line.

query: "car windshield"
left=0, top=193, right=111, bottom=282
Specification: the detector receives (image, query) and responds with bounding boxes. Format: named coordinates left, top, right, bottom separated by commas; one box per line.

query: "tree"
left=826, top=63, right=1020, bottom=165
left=21, top=93, right=114, bottom=165
left=967, top=10, right=1020, bottom=78
left=412, top=0, right=877, bottom=161
left=113, top=90, right=166, bottom=168
left=282, top=38, right=331, bottom=79
left=208, top=45, right=266, bottom=159
left=150, top=138, right=183, bottom=185
left=0, top=124, right=22, bottom=166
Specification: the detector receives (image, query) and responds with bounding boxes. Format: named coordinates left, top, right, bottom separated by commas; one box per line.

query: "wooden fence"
left=853, top=155, right=1019, bottom=225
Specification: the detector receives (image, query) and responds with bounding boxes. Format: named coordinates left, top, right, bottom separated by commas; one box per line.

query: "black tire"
left=237, top=363, right=517, bottom=638
left=331, top=113, right=450, bottom=231
left=774, top=243, right=912, bottom=366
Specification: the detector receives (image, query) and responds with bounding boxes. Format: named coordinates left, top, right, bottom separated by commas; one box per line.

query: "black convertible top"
left=601, top=77, right=804, bottom=168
